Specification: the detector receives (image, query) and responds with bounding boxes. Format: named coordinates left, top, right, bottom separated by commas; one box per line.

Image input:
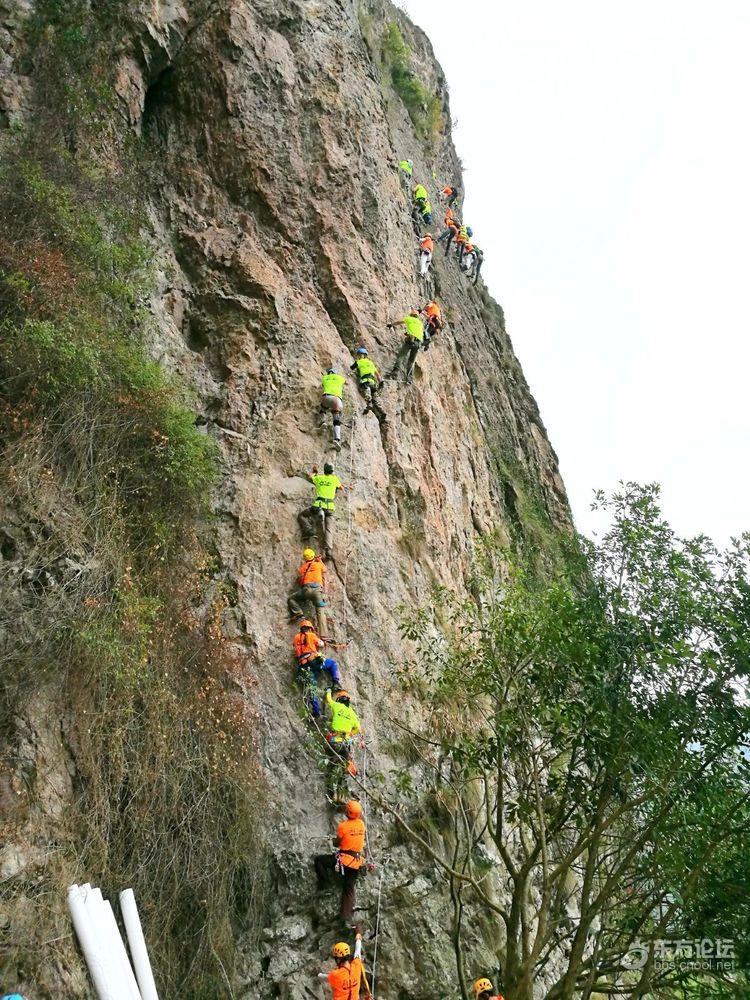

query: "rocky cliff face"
left=1, top=1, right=570, bottom=996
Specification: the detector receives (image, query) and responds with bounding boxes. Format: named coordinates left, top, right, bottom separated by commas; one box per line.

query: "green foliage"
left=25, top=0, right=125, bottom=135
left=382, top=21, right=443, bottom=144
left=396, top=485, right=750, bottom=998
left=0, top=317, right=216, bottom=554
left=0, top=12, right=269, bottom=998
left=0, top=148, right=215, bottom=557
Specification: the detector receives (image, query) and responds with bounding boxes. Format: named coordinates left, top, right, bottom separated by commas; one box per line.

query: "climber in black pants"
left=387, top=311, right=425, bottom=383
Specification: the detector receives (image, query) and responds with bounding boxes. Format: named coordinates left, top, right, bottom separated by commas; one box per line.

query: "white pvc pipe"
left=102, top=899, right=142, bottom=1000
left=83, top=886, right=131, bottom=1000
left=119, top=888, right=160, bottom=1000
left=68, top=884, right=115, bottom=1000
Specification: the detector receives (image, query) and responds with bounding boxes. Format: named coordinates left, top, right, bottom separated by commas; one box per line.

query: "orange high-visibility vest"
left=337, top=817, right=365, bottom=868
left=327, top=958, right=365, bottom=1000
left=294, top=630, right=323, bottom=662
left=298, top=558, right=325, bottom=586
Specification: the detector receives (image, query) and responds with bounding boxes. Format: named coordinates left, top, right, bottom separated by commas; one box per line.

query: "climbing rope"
left=338, top=409, right=358, bottom=687
left=370, top=856, right=389, bottom=999
left=362, top=739, right=371, bottom=859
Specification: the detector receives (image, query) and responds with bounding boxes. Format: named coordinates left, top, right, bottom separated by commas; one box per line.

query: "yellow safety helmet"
left=331, top=941, right=351, bottom=958
left=303, top=548, right=315, bottom=560
left=473, top=978, right=494, bottom=996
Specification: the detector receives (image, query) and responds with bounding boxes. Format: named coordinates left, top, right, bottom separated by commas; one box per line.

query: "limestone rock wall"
left=0, top=1, right=570, bottom=996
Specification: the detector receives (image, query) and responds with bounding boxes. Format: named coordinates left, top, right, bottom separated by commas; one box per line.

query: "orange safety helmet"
left=473, top=978, right=494, bottom=997
left=332, top=941, right=351, bottom=958
left=334, top=689, right=350, bottom=702
left=345, top=800, right=362, bottom=819
left=299, top=618, right=314, bottom=631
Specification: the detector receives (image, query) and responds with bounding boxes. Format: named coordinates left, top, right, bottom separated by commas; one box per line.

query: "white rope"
left=362, top=742, right=370, bottom=857
left=338, top=409, right=357, bottom=684
left=370, top=859, right=388, bottom=999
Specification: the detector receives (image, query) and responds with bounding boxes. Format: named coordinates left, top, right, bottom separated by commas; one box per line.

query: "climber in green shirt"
left=350, top=347, right=386, bottom=423
left=387, top=310, right=424, bottom=384
left=399, top=158, right=414, bottom=181
left=323, top=688, right=362, bottom=800
left=298, top=462, right=347, bottom=557
left=413, top=182, right=428, bottom=207
left=319, top=367, right=346, bottom=451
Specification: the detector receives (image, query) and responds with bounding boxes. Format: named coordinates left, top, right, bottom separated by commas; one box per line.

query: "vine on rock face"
left=0, top=5, right=269, bottom=997
left=381, top=20, right=444, bottom=145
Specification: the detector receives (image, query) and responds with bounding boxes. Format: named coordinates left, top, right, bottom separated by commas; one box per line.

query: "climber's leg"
left=405, top=342, right=420, bottom=383
left=370, top=391, right=386, bottom=423
left=319, top=395, right=331, bottom=427
left=312, top=587, right=328, bottom=637
left=332, top=411, right=342, bottom=450
left=443, top=229, right=455, bottom=257
left=322, top=510, right=334, bottom=556
left=325, top=659, right=341, bottom=686
left=287, top=587, right=306, bottom=620
left=419, top=250, right=432, bottom=276
left=325, top=736, right=352, bottom=800
left=340, top=866, right=359, bottom=921
left=308, top=663, right=324, bottom=716
left=298, top=506, right=320, bottom=543
left=388, top=340, right=409, bottom=379
left=314, top=853, right=337, bottom=887
left=360, top=383, right=373, bottom=414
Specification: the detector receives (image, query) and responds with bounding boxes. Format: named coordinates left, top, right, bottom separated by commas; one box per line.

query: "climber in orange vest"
left=460, top=239, right=477, bottom=273
left=437, top=205, right=460, bottom=255
left=293, top=618, right=325, bottom=669
left=313, top=800, right=366, bottom=921
left=440, top=183, right=459, bottom=208
left=288, top=548, right=328, bottom=633
left=292, top=619, right=341, bottom=717
left=418, top=232, right=434, bottom=277
left=317, top=935, right=371, bottom=1000
left=473, top=976, right=505, bottom=1000
left=420, top=299, right=443, bottom=349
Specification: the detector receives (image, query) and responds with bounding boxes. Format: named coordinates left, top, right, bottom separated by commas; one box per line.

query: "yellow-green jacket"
left=326, top=690, right=360, bottom=738
left=321, top=372, right=345, bottom=398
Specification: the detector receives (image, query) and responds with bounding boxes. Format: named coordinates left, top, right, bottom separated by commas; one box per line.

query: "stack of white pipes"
left=67, top=884, right=159, bottom=1000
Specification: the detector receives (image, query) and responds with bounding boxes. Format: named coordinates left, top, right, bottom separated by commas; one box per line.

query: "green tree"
left=369, top=484, right=750, bottom=999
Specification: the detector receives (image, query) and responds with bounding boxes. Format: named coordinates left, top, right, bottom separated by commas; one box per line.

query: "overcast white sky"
left=400, top=0, right=750, bottom=545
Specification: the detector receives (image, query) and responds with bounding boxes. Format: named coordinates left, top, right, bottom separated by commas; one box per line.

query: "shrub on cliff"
left=371, top=484, right=750, bottom=999
left=0, top=6, right=269, bottom=996
left=382, top=21, right=443, bottom=143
